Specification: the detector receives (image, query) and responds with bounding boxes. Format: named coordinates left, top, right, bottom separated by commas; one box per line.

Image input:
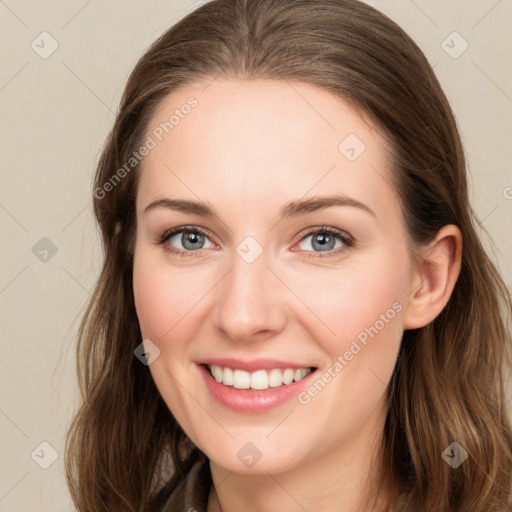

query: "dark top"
left=160, top=451, right=211, bottom=512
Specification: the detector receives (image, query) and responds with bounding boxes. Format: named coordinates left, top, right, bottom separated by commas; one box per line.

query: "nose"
left=212, top=248, right=288, bottom=343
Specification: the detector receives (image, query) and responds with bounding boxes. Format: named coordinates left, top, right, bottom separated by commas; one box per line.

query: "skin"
left=132, top=78, right=462, bottom=512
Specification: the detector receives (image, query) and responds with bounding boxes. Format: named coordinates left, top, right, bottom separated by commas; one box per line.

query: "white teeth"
left=250, top=369, right=268, bottom=390
left=294, top=368, right=308, bottom=382
left=233, top=369, right=250, bottom=389
left=208, top=365, right=313, bottom=390
left=268, top=368, right=283, bottom=388
left=223, top=367, right=234, bottom=386
left=282, top=368, right=294, bottom=385
left=212, top=365, right=223, bottom=382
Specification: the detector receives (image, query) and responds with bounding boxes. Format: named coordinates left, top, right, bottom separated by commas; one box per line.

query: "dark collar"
left=161, top=451, right=211, bottom=512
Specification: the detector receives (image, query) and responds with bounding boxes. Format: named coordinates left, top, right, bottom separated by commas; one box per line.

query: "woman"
left=64, top=0, right=512, bottom=510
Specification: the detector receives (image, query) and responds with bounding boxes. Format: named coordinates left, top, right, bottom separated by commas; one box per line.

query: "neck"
left=207, top=406, right=398, bottom=512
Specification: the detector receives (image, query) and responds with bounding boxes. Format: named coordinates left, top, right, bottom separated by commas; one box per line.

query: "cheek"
left=133, top=260, right=170, bottom=341
left=287, top=250, right=408, bottom=417
left=290, top=254, right=407, bottom=349
left=133, top=252, right=199, bottom=342
left=132, top=253, right=200, bottom=407
left=291, top=263, right=405, bottom=441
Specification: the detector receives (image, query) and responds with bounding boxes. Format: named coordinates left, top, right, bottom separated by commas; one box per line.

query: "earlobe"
left=403, top=224, right=463, bottom=330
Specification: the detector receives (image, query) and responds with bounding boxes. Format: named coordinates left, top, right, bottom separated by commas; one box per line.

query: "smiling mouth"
left=203, top=364, right=317, bottom=391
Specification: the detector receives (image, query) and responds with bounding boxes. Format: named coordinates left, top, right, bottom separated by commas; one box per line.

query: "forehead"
left=136, top=78, right=398, bottom=223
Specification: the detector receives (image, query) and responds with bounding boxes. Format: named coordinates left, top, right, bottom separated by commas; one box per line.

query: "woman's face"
left=133, top=79, right=416, bottom=475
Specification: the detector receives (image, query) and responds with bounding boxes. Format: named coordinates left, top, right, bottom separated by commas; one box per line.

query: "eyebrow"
left=143, top=195, right=376, bottom=219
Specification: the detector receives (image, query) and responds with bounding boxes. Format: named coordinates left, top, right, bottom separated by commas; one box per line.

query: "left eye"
left=297, top=229, right=351, bottom=254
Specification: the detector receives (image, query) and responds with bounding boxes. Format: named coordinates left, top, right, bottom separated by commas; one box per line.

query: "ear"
left=403, top=224, right=463, bottom=330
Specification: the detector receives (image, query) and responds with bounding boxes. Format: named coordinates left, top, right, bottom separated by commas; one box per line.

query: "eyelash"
left=156, top=225, right=355, bottom=259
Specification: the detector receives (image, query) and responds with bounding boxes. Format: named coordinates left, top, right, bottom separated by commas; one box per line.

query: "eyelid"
left=293, top=225, right=354, bottom=245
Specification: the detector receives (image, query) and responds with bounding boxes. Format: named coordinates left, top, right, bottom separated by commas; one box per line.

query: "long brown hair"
left=64, top=0, right=512, bottom=510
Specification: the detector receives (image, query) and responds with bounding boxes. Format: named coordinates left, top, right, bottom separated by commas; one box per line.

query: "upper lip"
left=198, top=358, right=317, bottom=373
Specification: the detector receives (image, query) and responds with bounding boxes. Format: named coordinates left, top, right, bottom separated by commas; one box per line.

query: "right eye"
left=157, top=226, right=216, bottom=257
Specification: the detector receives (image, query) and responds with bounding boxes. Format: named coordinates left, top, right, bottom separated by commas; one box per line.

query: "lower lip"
left=198, top=364, right=317, bottom=413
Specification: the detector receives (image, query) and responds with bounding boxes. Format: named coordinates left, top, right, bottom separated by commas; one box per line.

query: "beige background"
left=0, top=0, right=511, bottom=510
